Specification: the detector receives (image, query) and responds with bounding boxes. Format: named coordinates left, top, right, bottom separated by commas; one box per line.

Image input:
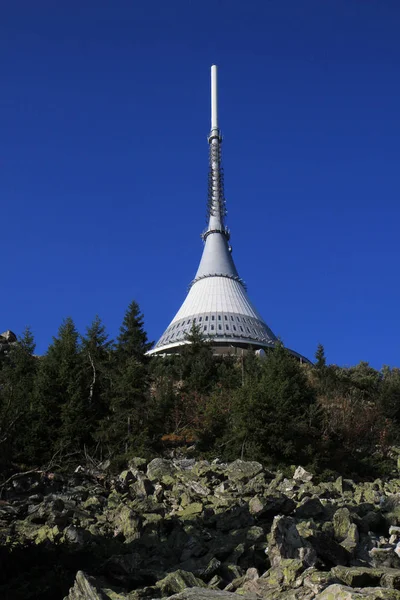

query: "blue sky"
left=1, top=0, right=399, bottom=368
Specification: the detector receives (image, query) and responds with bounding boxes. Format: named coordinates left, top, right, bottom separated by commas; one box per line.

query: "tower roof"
left=148, top=66, right=305, bottom=359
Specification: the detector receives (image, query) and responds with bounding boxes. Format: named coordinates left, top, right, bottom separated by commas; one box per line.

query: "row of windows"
left=170, top=314, right=256, bottom=331
left=160, top=323, right=267, bottom=345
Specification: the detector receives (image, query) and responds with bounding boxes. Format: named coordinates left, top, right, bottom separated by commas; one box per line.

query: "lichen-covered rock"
left=370, top=547, right=400, bottom=570
left=293, top=467, right=313, bottom=483
left=225, top=460, right=263, bottom=482
left=113, top=505, right=141, bottom=541
left=178, top=502, right=204, bottom=519
left=156, top=570, right=206, bottom=596
left=296, top=497, right=325, bottom=519
left=165, top=588, right=257, bottom=599
left=267, top=516, right=317, bottom=568
left=334, top=508, right=354, bottom=542
left=316, top=583, right=400, bottom=599
left=147, top=458, right=177, bottom=482
left=332, top=566, right=384, bottom=587
left=64, top=571, right=112, bottom=600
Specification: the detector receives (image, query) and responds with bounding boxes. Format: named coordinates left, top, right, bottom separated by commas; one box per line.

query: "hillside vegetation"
left=1, top=300, right=399, bottom=479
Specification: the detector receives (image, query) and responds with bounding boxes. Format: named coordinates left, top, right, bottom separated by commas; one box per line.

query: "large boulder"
left=64, top=571, right=113, bottom=600
left=316, top=583, right=400, bottom=599
left=267, top=516, right=317, bottom=568
left=157, top=570, right=207, bottom=596
left=147, top=458, right=177, bottom=482
left=225, top=460, right=263, bottom=483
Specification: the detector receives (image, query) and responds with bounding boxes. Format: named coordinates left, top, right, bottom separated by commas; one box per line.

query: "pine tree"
left=315, top=344, right=326, bottom=369
left=29, top=318, right=85, bottom=464
left=229, top=343, right=319, bottom=464
left=179, top=323, right=216, bottom=394
left=81, top=316, right=114, bottom=442
left=96, top=301, right=152, bottom=457
left=0, top=327, right=37, bottom=467
left=116, top=300, right=153, bottom=363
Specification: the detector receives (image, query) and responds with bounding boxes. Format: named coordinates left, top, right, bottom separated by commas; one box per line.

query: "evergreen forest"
left=1, top=300, right=400, bottom=480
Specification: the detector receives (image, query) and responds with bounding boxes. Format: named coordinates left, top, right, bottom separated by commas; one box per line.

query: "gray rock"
left=165, top=588, right=257, bottom=599
left=64, top=571, right=111, bottom=600
left=147, top=459, right=177, bottom=482
left=293, top=467, right=313, bottom=483
left=267, top=515, right=317, bottom=568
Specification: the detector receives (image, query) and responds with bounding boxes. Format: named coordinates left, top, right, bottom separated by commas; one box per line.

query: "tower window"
left=212, top=316, right=215, bottom=321
left=226, top=325, right=229, bottom=330
left=240, top=326, right=244, bottom=332
left=237, top=317, right=241, bottom=322
left=218, top=315, right=221, bottom=321
left=205, top=316, right=208, bottom=321
left=233, top=325, right=237, bottom=331
left=231, top=316, right=234, bottom=321
left=203, top=325, right=207, bottom=331
left=224, top=315, right=227, bottom=321
left=211, top=325, right=215, bottom=331
left=218, top=325, right=222, bottom=330
left=199, top=316, right=202, bottom=321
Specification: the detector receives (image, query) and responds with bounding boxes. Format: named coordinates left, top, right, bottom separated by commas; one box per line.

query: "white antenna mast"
left=211, top=64, right=218, bottom=131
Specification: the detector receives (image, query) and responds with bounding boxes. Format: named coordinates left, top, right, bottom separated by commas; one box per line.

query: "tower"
left=148, top=66, right=306, bottom=360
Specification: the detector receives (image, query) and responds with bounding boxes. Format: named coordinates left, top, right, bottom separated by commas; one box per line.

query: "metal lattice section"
left=207, top=134, right=227, bottom=225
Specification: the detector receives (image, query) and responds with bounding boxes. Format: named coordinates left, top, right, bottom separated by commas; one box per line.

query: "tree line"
left=0, top=300, right=399, bottom=478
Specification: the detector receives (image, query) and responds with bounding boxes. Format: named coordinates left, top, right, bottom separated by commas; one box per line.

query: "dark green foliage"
left=315, top=343, right=326, bottom=369
left=116, top=300, right=153, bottom=362
left=96, top=301, right=153, bottom=457
left=1, top=301, right=399, bottom=479
left=225, top=343, right=320, bottom=464
left=28, top=318, right=86, bottom=464
left=0, top=327, right=37, bottom=467
left=81, top=316, right=114, bottom=439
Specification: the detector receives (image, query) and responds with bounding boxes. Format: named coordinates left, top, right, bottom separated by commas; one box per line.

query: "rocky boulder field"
left=1, top=458, right=400, bottom=599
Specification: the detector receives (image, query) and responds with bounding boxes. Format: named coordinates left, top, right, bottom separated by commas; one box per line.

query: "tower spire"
left=148, top=65, right=307, bottom=361
left=206, top=65, right=227, bottom=234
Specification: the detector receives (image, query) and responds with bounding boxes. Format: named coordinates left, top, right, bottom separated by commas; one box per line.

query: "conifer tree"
left=96, top=301, right=152, bottom=456
left=30, top=318, right=85, bottom=463
left=81, top=316, right=114, bottom=440
left=116, top=300, right=153, bottom=362
left=229, top=343, right=319, bottom=464
left=315, top=344, right=326, bottom=369
left=179, top=324, right=216, bottom=394
left=0, top=327, right=37, bottom=466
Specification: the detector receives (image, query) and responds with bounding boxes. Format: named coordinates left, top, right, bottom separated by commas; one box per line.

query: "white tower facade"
left=149, top=66, right=304, bottom=359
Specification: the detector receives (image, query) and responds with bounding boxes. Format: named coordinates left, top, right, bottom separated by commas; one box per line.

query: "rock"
left=302, top=569, right=339, bottom=595
left=64, top=571, right=111, bottom=600
left=147, top=458, right=177, bottom=482
left=370, top=547, right=400, bottom=569
left=178, top=502, right=204, bottom=519
left=267, top=515, right=317, bottom=568
left=114, top=505, right=141, bottom=541
left=249, top=493, right=295, bottom=518
left=293, top=467, right=313, bottom=483
left=225, top=460, right=263, bottom=482
left=316, top=583, right=400, bottom=598
left=296, top=497, right=325, bottom=519
left=334, top=508, right=354, bottom=542
left=381, top=569, right=400, bottom=590
left=165, top=588, right=257, bottom=599
left=157, top=570, right=206, bottom=596
left=332, top=566, right=383, bottom=587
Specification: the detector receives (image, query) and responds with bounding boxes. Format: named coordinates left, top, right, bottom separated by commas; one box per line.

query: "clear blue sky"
left=1, top=1, right=399, bottom=368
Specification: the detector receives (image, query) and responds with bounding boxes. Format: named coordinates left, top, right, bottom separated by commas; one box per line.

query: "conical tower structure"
left=149, top=66, right=305, bottom=360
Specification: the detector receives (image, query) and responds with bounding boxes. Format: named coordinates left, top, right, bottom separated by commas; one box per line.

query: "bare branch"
left=88, top=351, right=96, bottom=403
